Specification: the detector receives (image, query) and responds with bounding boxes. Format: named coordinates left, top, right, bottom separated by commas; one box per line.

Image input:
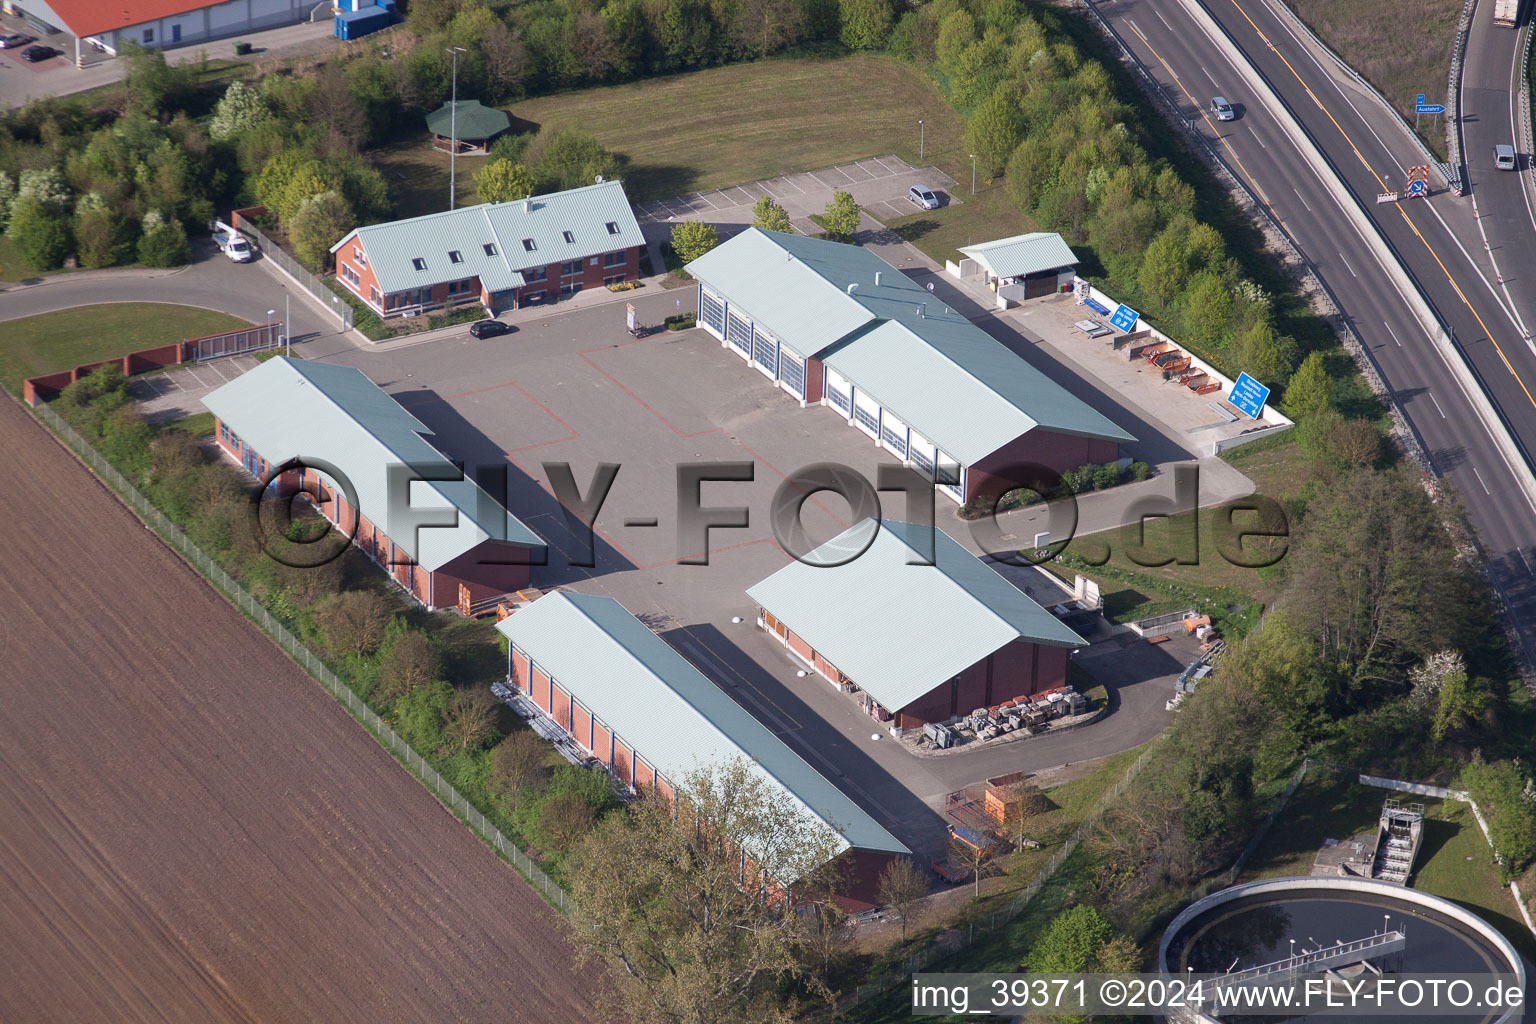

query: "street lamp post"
left=447, top=46, right=467, bottom=210
left=919, top=119, right=924, bottom=161
left=969, top=153, right=977, bottom=195
left=285, top=293, right=291, bottom=357
left=267, top=308, right=277, bottom=356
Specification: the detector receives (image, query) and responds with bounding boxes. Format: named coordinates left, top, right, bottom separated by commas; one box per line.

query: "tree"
left=1137, top=223, right=1191, bottom=306
left=17, top=167, right=70, bottom=208
left=1236, top=322, right=1296, bottom=385
left=7, top=196, right=71, bottom=271
left=1008, top=784, right=1052, bottom=846
left=1459, top=755, right=1536, bottom=878
left=838, top=0, right=892, bottom=49
left=539, top=791, right=598, bottom=850
left=567, top=8, right=620, bottom=81
left=209, top=81, right=272, bottom=141
left=313, top=590, right=393, bottom=658
left=488, top=729, right=552, bottom=809
left=475, top=159, right=536, bottom=205
left=751, top=194, right=792, bottom=233
left=74, top=192, right=126, bottom=269
left=965, top=87, right=1024, bottom=177
left=670, top=218, right=719, bottom=262
left=375, top=628, right=443, bottom=702
left=1282, top=350, right=1334, bottom=420
left=1331, top=417, right=1382, bottom=469
left=394, top=679, right=453, bottom=752
left=876, top=857, right=927, bottom=943
left=121, top=41, right=191, bottom=117
left=136, top=209, right=190, bottom=267
left=565, top=756, right=844, bottom=1024
left=821, top=189, right=861, bottom=241
left=1181, top=271, right=1234, bottom=345
left=1027, top=904, right=1114, bottom=973
left=0, top=170, right=15, bottom=231
left=526, top=127, right=622, bottom=192
left=288, top=190, right=356, bottom=272
left=949, top=833, right=999, bottom=900
left=1430, top=668, right=1487, bottom=743
left=442, top=687, right=499, bottom=752
left=731, top=0, right=804, bottom=56
left=480, top=21, right=528, bottom=98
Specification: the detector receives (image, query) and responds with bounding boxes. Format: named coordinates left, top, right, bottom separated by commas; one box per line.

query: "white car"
left=1211, top=96, right=1236, bottom=121
left=0, top=33, right=31, bottom=48
left=908, top=185, right=940, bottom=210
left=1494, top=144, right=1517, bottom=171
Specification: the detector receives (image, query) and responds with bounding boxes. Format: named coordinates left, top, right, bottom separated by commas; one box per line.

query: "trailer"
left=1493, top=0, right=1519, bottom=27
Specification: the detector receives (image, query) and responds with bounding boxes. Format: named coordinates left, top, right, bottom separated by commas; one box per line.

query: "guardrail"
left=1447, top=0, right=1479, bottom=189
left=26, top=398, right=568, bottom=913
left=1521, top=19, right=1535, bottom=204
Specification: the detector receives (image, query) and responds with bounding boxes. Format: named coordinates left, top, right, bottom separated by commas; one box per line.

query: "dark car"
left=468, top=318, right=513, bottom=339
left=20, top=44, right=54, bottom=62
left=0, top=33, right=32, bottom=49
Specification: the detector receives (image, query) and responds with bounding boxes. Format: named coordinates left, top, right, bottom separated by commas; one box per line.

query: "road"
left=1088, top=0, right=1536, bottom=668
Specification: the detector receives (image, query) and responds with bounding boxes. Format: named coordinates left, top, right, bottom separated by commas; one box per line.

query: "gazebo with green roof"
left=426, top=100, right=511, bottom=155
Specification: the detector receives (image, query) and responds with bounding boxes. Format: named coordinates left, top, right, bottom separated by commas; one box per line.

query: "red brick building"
left=202, top=357, right=545, bottom=610
left=498, top=590, right=909, bottom=910
left=747, top=519, right=1086, bottom=733
left=330, top=180, right=646, bottom=318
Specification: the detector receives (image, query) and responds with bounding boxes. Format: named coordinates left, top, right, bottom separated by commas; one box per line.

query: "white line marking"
left=1384, top=320, right=1403, bottom=347
left=1428, top=390, right=1446, bottom=418
left=1472, top=466, right=1492, bottom=495
left=1292, top=187, right=1312, bottom=211
left=1339, top=252, right=1357, bottom=278
left=1155, top=7, right=1172, bottom=30
left=1202, top=66, right=1219, bottom=87
left=1520, top=548, right=1534, bottom=575
left=1248, top=125, right=1267, bottom=149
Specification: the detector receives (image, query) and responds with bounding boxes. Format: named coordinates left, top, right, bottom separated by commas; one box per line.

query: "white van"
left=1494, top=144, right=1517, bottom=171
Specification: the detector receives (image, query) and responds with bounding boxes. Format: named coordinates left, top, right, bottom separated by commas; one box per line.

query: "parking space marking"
left=783, top=175, right=811, bottom=194
left=722, top=186, right=753, bottom=206
left=871, top=155, right=903, bottom=175
left=807, top=168, right=844, bottom=187
left=577, top=341, right=719, bottom=440
left=739, top=181, right=770, bottom=200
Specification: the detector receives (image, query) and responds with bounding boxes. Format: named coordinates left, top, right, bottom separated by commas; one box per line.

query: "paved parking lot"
left=127, top=356, right=261, bottom=422
left=635, top=155, right=960, bottom=241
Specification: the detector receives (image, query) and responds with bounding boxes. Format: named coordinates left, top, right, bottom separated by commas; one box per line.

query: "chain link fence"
left=29, top=400, right=566, bottom=912
left=239, top=221, right=354, bottom=331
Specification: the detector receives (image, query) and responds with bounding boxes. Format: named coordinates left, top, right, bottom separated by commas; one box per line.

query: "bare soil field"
left=0, top=396, right=597, bottom=1022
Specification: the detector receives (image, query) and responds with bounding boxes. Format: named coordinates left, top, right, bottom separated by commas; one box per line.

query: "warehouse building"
left=4, top=0, right=311, bottom=65
left=331, top=180, right=645, bottom=318
left=747, top=519, right=1087, bottom=733
left=498, top=590, right=908, bottom=908
left=685, top=229, right=1133, bottom=504
left=958, top=232, right=1079, bottom=298
left=202, top=357, right=545, bottom=610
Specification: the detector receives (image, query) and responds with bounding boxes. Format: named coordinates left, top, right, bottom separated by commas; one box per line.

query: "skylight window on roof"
left=522, top=238, right=537, bottom=251
left=606, top=221, right=620, bottom=235
left=484, top=243, right=498, bottom=256
left=412, top=257, right=427, bottom=271
left=563, top=230, right=575, bottom=243
left=449, top=250, right=463, bottom=264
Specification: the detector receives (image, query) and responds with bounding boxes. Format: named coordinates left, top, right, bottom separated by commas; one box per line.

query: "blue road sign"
left=1109, top=303, right=1140, bottom=332
left=1407, top=179, right=1427, bottom=196
left=1229, top=372, right=1270, bottom=420
left=1417, top=104, right=1446, bottom=114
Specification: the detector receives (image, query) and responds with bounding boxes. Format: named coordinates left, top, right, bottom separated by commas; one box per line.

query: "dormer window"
left=449, top=250, right=463, bottom=264
left=562, top=230, right=575, bottom=243
left=411, top=257, right=427, bottom=271
left=605, top=221, right=620, bottom=235
left=522, top=238, right=536, bottom=252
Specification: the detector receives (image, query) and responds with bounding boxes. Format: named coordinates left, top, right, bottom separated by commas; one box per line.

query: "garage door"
left=909, top=430, right=937, bottom=477
left=936, top=454, right=964, bottom=502
left=752, top=327, right=778, bottom=378
left=779, top=349, right=806, bottom=398
left=852, top=389, right=881, bottom=439
left=701, top=289, right=725, bottom=336
left=880, top=411, right=909, bottom=459
left=726, top=311, right=752, bottom=357
left=825, top=369, right=852, bottom=414
left=1024, top=270, right=1058, bottom=299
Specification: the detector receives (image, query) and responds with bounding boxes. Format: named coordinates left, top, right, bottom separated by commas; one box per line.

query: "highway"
left=1086, top=0, right=1536, bottom=666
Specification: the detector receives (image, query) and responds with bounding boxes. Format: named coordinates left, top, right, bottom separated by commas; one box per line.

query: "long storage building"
left=497, top=590, right=908, bottom=908
left=747, top=519, right=1087, bottom=733
left=202, top=357, right=545, bottom=610
left=685, top=229, right=1134, bottom=504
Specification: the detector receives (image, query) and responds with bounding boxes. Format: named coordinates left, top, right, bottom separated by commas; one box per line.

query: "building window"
left=449, top=250, right=463, bottom=264
left=522, top=289, right=546, bottom=303
left=525, top=266, right=547, bottom=282
left=483, top=242, right=498, bottom=256
left=560, top=260, right=581, bottom=277
left=562, top=230, right=575, bottom=243
left=603, top=250, right=625, bottom=267
left=143, top=28, right=153, bottom=43
left=522, top=238, right=537, bottom=252
left=604, top=274, right=626, bottom=286
left=411, top=257, right=427, bottom=271
left=370, top=287, right=381, bottom=306
left=560, top=281, right=583, bottom=295
left=605, top=221, right=620, bottom=235
left=448, top=278, right=473, bottom=296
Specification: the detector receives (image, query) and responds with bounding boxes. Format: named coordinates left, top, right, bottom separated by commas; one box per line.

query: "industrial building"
left=957, top=232, right=1079, bottom=299
left=746, top=519, right=1087, bottom=732
left=498, top=590, right=908, bottom=908
left=685, top=229, right=1133, bottom=504
left=3, top=0, right=311, bottom=65
left=202, top=357, right=545, bottom=610
left=330, top=180, right=645, bottom=318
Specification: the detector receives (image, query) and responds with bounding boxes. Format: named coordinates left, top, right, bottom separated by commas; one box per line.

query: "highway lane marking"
left=1428, top=390, right=1446, bottom=418
left=1223, top=0, right=1536, bottom=418
left=1293, top=187, right=1312, bottom=211
left=1202, top=65, right=1219, bottom=87
left=1155, top=7, right=1173, bottom=31
left=1384, top=320, right=1403, bottom=347
left=1472, top=466, right=1492, bottom=495
left=1249, top=125, right=1267, bottom=148
left=1339, top=252, right=1357, bottom=278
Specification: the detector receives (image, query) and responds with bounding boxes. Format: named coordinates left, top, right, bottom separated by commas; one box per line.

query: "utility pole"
left=447, top=46, right=467, bottom=210
left=285, top=292, right=291, bottom=357
left=970, top=154, right=977, bottom=195
left=919, top=119, right=924, bottom=161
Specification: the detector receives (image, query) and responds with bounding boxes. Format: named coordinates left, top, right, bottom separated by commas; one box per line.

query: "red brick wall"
left=550, top=683, right=571, bottom=730
left=572, top=703, right=592, bottom=751
left=894, top=641, right=1071, bottom=729
left=531, top=666, right=551, bottom=713
left=786, top=630, right=813, bottom=665
left=613, top=741, right=633, bottom=787
left=656, top=778, right=674, bottom=807
left=511, top=648, right=530, bottom=691
left=965, top=428, right=1121, bottom=503
left=335, top=234, right=385, bottom=311
left=634, top=758, right=655, bottom=791
left=805, top=357, right=824, bottom=403
left=813, top=651, right=840, bottom=683
left=591, top=721, right=612, bottom=764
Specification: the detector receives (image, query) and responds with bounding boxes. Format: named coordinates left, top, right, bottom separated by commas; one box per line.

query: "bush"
left=1129, top=461, right=1151, bottom=482
left=7, top=196, right=71, bottom=271
left=136, top=210, right=190, bottom=267
left=670, top=219, right=718, bottom=263
left=665, top=312, right=697, bottom=331
left=1092, top=463, right=1121, bottom=490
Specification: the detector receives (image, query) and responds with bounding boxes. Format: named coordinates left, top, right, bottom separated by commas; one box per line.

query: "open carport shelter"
left=958, top=232, right=1079, bottom=298
left=497, top=590, right=908, bottom=909
left=685, top=229, right=1133, bottom=504
left=746, top=519, right=1087, bottom=733
left=202, top=357, right=545, bottom=611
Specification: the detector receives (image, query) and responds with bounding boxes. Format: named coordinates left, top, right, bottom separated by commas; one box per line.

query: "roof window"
left=449, top=250, right=463, bottom=264
left=411, top=257, right=427, bottom=271
left=522, top=238, right=537, bottom=252
left=483, top=242, right=498, bottom=256
left=605, top=221, right=620, bottom=235
left=562, top=230, right=575, bottom=243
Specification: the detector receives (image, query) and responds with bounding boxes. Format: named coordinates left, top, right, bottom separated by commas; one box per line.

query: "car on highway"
left=1211, top=96, right=1236, bottom=121
left=1494, top=144, right=1517, bottom=171
left=468, top=318, right=513, bottom=339
left=908, top=184, right=941, bottom=210
left=20, top=44, right=54, bottom=62
left=0, top=32, right=32, bottom=48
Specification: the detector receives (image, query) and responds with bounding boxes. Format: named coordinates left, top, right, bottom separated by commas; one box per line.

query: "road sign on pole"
left=1109, top=303, right=1140, bottom=332
left=1229, top=372, right=1270, bottom=420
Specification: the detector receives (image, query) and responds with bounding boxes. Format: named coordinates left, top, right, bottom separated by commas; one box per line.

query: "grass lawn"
left=0, top=303, right=250, bottom=394
left=372, top=144, right=490, bottom=220
left=1282, top=0, right=1457, bottom=160
left=881, top=183, right=1039, bottom=267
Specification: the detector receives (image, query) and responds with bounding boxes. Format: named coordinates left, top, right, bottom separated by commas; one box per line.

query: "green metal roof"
left=497, top=591, right=907, bottom=867
left=685, top=229, right=1132, bottom=463
left=958, top=232, right=1079, bottom=280
left=331, top=180, right=644, bottom=297
left=746, top=520, right=1086, bottom=714
left=424, top=100, right=511, bottom=141
left=200, top=357, right=544, bottom=571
